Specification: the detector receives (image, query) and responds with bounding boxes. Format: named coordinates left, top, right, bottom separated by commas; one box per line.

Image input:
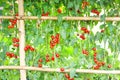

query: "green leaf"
left=100, top=24, right=106, bottom=29
left=67, top=2, right=73, bottom=8
left=57, top=14, right=63, bottom=24
left=58, top=74, right=64, bottom=80
left=100, top=14, right=106, bottom=21
left=70, top=69, right=76, bottom=78
left=108, top=23, right=114, bottom=33
left=60, top=29, right=66, bottom=39
left=54, top=0, right=59, bottom=3
left=63, top=22, right=69, bottom=28
left=70, top=62, right=76, bottom=68
left=74, top=48, right=78, bottom=54
left=38, top=37, right=44, bottom=44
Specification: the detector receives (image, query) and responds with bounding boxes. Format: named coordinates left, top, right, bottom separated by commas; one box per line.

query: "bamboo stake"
left=0, top=16, right=120, bottom=21
left=18, top=0, right=26, bottom=80
left=0, top=66, right=120, bottom=74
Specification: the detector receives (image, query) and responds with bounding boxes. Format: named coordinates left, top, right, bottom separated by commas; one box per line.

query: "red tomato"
left=57, top=8, right=62, bottom=13
left=56, top=53, right=60, bottom=58
left=107, top=64, right=111, bottom=68
left=46, top=58, right=50, bottom=62
left=38, top=64, right=42, bottom=68
left=24, top=47, right=28, bottom=51
left=60, top=68, right=64, bottom=72
left=80, top=34, right=85, bottom=40
left=13, top=43, right=19, bottom=47
left=64, top=73, right=70, bottom=79
left=29, top=47, right=35, bottom=51
left=92, top=47, right=96, bottom=51
left=51, top=56, right=55, bottom=61
left=38, top=58, right=42, bottom=63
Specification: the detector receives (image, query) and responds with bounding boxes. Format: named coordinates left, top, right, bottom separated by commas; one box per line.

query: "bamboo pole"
left=18, top=0, right=26, bottom=80
left=0, top=66, right=120, bottom=74
left=0, top=16, right=120, bottom=21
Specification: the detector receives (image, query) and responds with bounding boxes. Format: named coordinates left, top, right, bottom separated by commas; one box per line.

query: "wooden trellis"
left=0, top=0, right=120, bottom=80
left=0, top=16, right=120, bottom=21
left=0, top=66, right=120, bottom=74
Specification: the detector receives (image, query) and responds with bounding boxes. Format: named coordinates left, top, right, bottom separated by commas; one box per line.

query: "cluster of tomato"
left=77, top=27, right=90, bottom=40
left=6, top=52, right=18, bottom=58
left=41, top=1, right=100, bottom=16
left=93, top=48, right=112, bottom=69
left=64, top=73, right=74, bottom=80
left=41, top=6, right=62, bottom=16
left=82, top=1, right=100, bottom=15
left=12, top=38, right=19, bottom=47
left=81, top=47, right=111, bottom=70
left=50, top=33, right=60, bottom=49
left=5, top=37, right=19, bottom=59
left=38, top=53, right=60, bottom=68
left=60, top=68, right=74, bottom=80
left=92, top=48, right=105, bottom=70
left=41, top=8, right=62, bottom=16
left=38, top=58, right=42, bottom=67
left=38, top=33, right=60, bottom=67
left=24, top=45, right=35, bottom=52
left=8, top=13, right=18, bottom=29
left=47, top=53, right=60, bottom=62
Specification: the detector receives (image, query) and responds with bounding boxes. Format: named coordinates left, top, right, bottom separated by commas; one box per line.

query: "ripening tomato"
left=51, top=56, right=55, bottom=61
left=38, top=58, right=42, bottom=63
left=13, top=43, right=19, bottom=47
left=101, top=62, right=105, bottom=66
left=14, top=55, right=18, bottom=58
left=101, top=29, right=104, bottom=33
left=46, top=58, right=50, bottom=62
left=107, top=64, right=111, bottom=68
left=9, top=53, right=15, bottom=58
left=56, top=53, right=60, bottom=58
left=46, top=54, right=50, bottom=58
left=81, top=27, right=87, bottom=31
left=69, top=78, right=74, bottom=80
left=38, top=64, right=42, bottom=68
left=51, top=35, right=55, bottom=40
left=91, top=9, right=100, bottom=16
left=24, top=47, right=28, bottom=51
left=57, top=8, right=62, bottom=13
left=80, top=34, right=85, bottom=40
left=93, top=65, right=100, bottom=70
left=15, top=13, right=19, bottom=16
left=84, top=29, right=90, bottom=34
left=82, top=49, right=88, bottom=55
left=64, top=73, right=70, bottom=79
left=92, top=47, right=96, bottom=51
left=60, top=68, right=64, bottom=72
left=6, top=52, right=10, bottom=56
left=8, top=25, right=14, bottom=29
left=82, top=1, right=89, bottom=9
left=29, top=47, right=35, bottom=51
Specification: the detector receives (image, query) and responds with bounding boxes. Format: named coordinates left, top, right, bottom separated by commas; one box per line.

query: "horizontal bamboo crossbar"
left=0, top=16, right=120, bottom=21
left=0, top=66, right=120, bottom=74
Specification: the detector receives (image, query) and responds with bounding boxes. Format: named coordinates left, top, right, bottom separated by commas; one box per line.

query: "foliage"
left=0, top=0, right=120, bottom=80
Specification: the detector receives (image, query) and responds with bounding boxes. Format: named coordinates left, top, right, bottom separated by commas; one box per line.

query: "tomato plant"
left=0, top=0, right=120, bottom=80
